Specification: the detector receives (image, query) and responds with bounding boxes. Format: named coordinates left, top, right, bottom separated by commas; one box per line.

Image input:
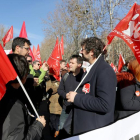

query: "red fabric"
left=19, top=21, right=28, bottom=39
left=0, top=44, right=17, bottom=100
left=107, top=3, right=140, bottom=64
left=47, top=38, right=62, bottom=81
left=59, top=35, right=64, bottom=55
left=29, top=48, right=35, bottom=61
left=19, top=22, right=35, bottom=61
left=32, top=46, right=37, bottom=59
left=110, top=62, right=118, bottom=73
left=2, top=26, right=13, bottom=47
left=82, top=83, right=90, bottom=94
left=67, top=63, right=69, bottom=68
left=118, top=54, right=125, bottom=72
left=36, top=44, right=41, bottom=62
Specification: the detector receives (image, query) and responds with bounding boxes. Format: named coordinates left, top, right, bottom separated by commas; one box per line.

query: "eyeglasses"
left=27, top=60, right=32, bottom=63
left=23, top=47, right=30, bottom=51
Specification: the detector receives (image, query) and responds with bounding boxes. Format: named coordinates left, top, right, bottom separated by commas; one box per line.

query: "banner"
left=65, top=111, right=140, bottom=140
left=107, top=3, right=140, bottom=64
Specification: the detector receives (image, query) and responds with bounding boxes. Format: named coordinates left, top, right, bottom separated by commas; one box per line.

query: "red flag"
left=29, top=48, right=35, bottom=61
left=110, top=62, right=118, bottom=73
left=19, top=21, right=27, bottom=39
left=107, top=3, right=140, bottom=64
left=19, top=21, right=35, bottom=61
left=32, top=46, right=37, bottom=58
left=47, top=38, right=62, bottom=81
left=59, top=35, right=64, bottom=55
left=67, top=63, right=69, bottom=68
left=0, top=44, right=17, bottom=100
left=118, top=54, right=125, bottom=73
left=2, top=26, right=13, bottom=47
left=36, top=44, right=41, bottom=62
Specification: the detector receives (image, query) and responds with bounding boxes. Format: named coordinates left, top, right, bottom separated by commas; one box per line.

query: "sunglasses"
left=27, top=60, right=32, bottom=62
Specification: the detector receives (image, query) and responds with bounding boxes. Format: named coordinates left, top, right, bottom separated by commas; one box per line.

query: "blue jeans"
left=59, top=109, right=69, bottom=130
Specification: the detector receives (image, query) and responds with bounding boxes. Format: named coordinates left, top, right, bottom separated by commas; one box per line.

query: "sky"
left=0, top=0, right=58, bottom=49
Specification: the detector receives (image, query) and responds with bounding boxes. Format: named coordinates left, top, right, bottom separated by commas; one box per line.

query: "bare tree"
left=41, top=0, right=136, bottom=63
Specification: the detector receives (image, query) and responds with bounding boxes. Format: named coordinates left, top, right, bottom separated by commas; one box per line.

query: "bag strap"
left=63, top=73, right=69, bottom=82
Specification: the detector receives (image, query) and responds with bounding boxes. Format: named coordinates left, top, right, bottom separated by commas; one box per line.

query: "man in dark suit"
left=66, top=37, right=117, bottom=135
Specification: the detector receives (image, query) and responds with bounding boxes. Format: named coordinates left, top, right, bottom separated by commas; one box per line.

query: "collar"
left=86, top=58, right=97, bottom=73
left=86, top=63, right=94, bottom=73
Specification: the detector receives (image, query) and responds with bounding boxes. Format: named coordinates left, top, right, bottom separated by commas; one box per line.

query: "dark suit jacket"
left=72, top=55, right=117, bottom=135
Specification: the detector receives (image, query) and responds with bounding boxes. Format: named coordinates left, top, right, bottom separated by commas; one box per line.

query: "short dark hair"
left=32, top=60, right=39, bottom=66
left=69, top=55, right=83, bottom=65
left=12, top=37, right=32, bottom=52
left=60, top=60, right=66, bottom=64
left=81, top=37, right=105, bottom=57
left=8, top=54, right=29, bottom=83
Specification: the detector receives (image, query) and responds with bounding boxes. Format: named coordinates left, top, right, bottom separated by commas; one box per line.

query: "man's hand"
left=36, top=116, right=46, bottom=127
left=41, top=62, right=49, bottom=72
left=33, top=78, right=39, bottom=86
left=66, top=91, right=77, bottom=103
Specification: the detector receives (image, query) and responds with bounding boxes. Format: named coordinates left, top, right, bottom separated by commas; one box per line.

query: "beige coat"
left=46, top=80, right=62, bottom=114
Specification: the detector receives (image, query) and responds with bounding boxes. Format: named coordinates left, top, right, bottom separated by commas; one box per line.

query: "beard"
left=82, top=54, right=88, bottom=62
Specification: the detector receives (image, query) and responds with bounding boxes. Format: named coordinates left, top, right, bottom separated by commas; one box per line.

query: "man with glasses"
left=31, top=60, right=48, bottom=108
left=32, top=60, right=41, bottom=72
left=11, top=37, right=49, bottom=139
left=12, top=37, right=31, bottom=56
left=31, top=60, right=48, bottom=85
left=66, top=37, right=117, bottom=135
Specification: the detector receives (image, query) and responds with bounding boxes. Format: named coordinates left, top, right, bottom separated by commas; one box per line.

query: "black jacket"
left=115, top=78, right=140, bottom=120
left=58, top=69, right=84, bottom=112
left=71, top=55, right=117, bottom=135
left=0, top=85, right=44, bottom=140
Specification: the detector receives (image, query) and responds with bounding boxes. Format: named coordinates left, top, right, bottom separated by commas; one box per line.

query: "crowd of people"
left=0, top=36, right=139, bottom=140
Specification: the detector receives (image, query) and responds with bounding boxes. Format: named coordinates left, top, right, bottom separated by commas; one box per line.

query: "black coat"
left=115, top=79, right=140, bottom=120
left=71, top=55, right=117, bottom=135
left=58, top=69, right=84, bottom=112
left=0, top=85, right=44, bottom=140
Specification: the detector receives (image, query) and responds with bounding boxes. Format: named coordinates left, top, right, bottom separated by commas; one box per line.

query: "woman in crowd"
left=115, top=59, right=140, bottom=120
left=0, top=54, right=46, bottom=140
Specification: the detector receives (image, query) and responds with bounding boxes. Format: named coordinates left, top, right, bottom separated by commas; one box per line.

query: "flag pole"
left=16, top=76, right=40, bottom=118
left=74, top=53, right=102, bottom=92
